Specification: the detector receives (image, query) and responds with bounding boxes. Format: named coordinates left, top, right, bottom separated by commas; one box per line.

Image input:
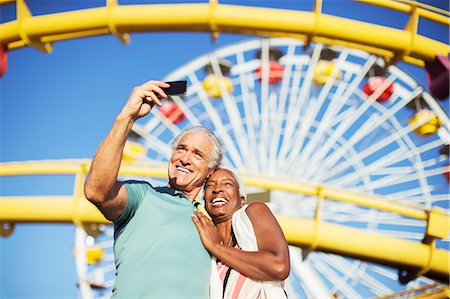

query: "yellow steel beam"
left=243, top=174, right=432, bottom=220
left=373, top=283, right=450, bottom=299
left=1, top=159, right=444, bottom=222
left=278, top=216, right=449, bottom=283
left=0, top=159, right=91, bottom=175
left=2, top=159, right=448, bottom=224
left=0, top=196, right=81, bottom=223
left=0, top=3, right=448, bottom=65
left=356, top=0, right=450, bottom=26
left=0, top=195, right=448, bottom=282
left=1, top=160, right=449, bottom=281
left=0, top=159, right=167, bottom=176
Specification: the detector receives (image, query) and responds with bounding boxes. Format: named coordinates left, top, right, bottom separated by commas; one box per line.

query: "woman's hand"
left=192, top=210, right=223, bottom=253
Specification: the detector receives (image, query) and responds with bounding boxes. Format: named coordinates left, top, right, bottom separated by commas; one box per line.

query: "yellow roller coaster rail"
left=374, top=282, right=450, bottom=299
left=0, top=159, right=449, bottom=284
left=0, top=0, right=449, bottom=66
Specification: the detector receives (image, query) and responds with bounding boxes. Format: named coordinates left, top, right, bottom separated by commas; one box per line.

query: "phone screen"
left=163, top=81, right=187, bottom=95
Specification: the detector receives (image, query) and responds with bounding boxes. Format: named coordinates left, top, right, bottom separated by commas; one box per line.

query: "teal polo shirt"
left=111, top=180, right=211, bottom=298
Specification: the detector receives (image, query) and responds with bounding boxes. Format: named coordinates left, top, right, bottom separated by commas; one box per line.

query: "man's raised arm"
left=84, top=80, right=169, bottom=220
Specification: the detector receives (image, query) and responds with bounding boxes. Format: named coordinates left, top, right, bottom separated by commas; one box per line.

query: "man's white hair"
left=171, top=126, right=223, bottom=168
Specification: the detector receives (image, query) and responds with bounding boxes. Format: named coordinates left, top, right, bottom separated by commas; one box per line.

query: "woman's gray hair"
left=217, top=167, right=247, bottom=200
left=171, top=126, right=223, bottom=168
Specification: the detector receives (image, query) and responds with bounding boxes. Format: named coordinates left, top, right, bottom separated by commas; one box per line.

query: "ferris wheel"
left=74, top=37, right=449, bottom=299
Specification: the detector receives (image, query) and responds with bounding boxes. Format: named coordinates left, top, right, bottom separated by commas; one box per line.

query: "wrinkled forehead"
left=178, top=132, right=214, bottom=154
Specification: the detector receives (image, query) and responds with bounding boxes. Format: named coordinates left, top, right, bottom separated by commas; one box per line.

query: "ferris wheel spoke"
left=278, top=44, right=321, bottom=162
left=286, top=55, right=366, bottom=173
left=152, top=109, right=183, bottom=135
left=284, top=97, right=321, bottom=173
left=293, top=55, right=378, bottom=173
left=267, top=92, right=282, bottom=171
left=368, top=167, right=447, bottom=191
left=319, top=203, right=424, bottom=230
left=267, top=44, right=299, bottom=171
left=288, top=247, right=333, bottom=299
left=321, top=254, right=395, bottom=296
left=234, top=53, right=260, bottom=171
left=375, top=229, right=426, bottom=240
left=142, top=116, right=163, bottom=133
left=318, top=116, right=436, bottom=183
left=324, top=138, right=443, bottom=193
left=387, top=187, right=436, bottom=201
left=422, top=93, right=450, bottom=130
left=318, top=115, right=427, bottom=185
left=140, top=133, right=172, bottom=160
left=172, top=90, right=203, bottom=126
left=208, top=55, right=254, bottom=167
left=270, top=44, right=298, bottom=165
left=303, top=75, right=405, bottom=178
left=308, top=84, right=417, bottom=181
left=300, top=77, right=367, bottom=176
left=255, top=40, right=273, bottom=169
left=187, top=72, right=245, bottom=168
left=295, top=128, right=372, bottom=191
left=311, top=255, right=362, bottom=298
left=426, top=194, right=450, bottom=206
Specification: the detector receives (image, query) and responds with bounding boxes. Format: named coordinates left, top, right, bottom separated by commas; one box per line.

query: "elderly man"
left=84, top=80, right=223, bottom=298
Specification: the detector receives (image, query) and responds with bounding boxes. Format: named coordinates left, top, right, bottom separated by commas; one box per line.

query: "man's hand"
left=192, top=210, right=223, bottom=253
left=120, top=80, right=170, bottom=120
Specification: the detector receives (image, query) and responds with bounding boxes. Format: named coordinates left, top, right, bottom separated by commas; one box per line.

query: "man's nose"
left=180, top=151, right=192, bottom=164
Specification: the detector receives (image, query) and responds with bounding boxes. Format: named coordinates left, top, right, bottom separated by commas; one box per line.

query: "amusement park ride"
left=1, top=0, right=449, bottom=298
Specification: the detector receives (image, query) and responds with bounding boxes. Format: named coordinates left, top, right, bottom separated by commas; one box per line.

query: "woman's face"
left=203, top=168, right=245, bottom=223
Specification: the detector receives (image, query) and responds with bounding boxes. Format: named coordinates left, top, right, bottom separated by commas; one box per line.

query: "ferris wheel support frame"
left=0, top=159, right=448, bottom=283
left=0, top=0, right=449, bottom=66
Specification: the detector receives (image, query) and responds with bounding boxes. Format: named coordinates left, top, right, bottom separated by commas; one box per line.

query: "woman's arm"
left=192, top=202, right=290, bottom=281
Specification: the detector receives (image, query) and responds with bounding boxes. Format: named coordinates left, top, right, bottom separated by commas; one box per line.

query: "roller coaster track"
left=0, top=159, right=448, bottom=283
left=0, top=0, right=449, bottom=66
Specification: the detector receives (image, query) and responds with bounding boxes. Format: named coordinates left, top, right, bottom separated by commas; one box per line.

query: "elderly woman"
left=192, top=168, right=290, bottom=299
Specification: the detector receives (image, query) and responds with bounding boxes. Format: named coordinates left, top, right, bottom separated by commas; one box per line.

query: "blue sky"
left=1, top=0, right=449, bottom=298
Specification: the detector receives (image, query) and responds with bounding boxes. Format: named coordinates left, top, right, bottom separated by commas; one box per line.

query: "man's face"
left=203, top=169, right=245, bottom=223
left=168, top=132, right=215, bottom=193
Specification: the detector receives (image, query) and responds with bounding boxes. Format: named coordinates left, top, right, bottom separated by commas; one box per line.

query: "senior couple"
left=84, top=80, right=290, bottom=298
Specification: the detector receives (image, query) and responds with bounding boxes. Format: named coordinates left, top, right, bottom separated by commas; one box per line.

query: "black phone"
left=162, top=80, right=187, bottom=96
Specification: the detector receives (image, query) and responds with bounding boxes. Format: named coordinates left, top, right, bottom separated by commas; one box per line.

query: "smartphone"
left=162, top=80, right=187, bottom=96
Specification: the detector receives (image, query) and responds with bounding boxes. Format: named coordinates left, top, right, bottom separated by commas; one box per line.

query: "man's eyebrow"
left=194, top=148, right=205, bottom=156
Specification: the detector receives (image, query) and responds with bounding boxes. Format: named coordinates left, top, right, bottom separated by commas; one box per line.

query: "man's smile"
left=176, top=166, right=192, bottom=174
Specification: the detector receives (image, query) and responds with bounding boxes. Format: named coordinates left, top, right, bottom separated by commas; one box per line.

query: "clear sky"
left=1, top=0, right=449, bottom=298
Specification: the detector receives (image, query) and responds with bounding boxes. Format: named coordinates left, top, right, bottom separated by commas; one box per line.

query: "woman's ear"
left=204, top=167, right=215, bottom=183
left=240, top=196, right=247, bottom=207
left=206, top=167, right=215, bottom=178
